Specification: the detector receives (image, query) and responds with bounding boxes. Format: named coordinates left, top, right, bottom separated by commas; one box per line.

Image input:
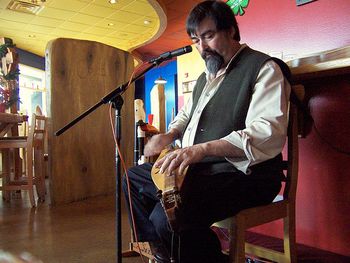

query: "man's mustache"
left=202, top=49, right=219, bottom=60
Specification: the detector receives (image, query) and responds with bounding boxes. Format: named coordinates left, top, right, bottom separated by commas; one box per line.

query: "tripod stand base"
left=122, top=242, right=155, bottom=262
left=122, top=242, right=155, bottom=263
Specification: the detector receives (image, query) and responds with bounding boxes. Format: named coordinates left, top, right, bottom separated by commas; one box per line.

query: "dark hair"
left=186, top=0, right=240, bottom=41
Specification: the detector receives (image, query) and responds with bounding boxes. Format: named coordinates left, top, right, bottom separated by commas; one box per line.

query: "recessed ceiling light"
left=28, top=34, right=36, bottom=38
left=108, top=23, right=114, bottom=26
left=109, top=0, right=116, bottom=4
left=154, top=76, right=167, bottom=84
left=144, top=20, right=151, bottom=25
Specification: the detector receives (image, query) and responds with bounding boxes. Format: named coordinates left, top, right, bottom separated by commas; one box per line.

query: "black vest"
left=186, top=47, right=287, bottom=177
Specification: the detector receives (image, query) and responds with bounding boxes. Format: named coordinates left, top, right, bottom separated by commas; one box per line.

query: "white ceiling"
left=0, top=0, right=166, bottom=57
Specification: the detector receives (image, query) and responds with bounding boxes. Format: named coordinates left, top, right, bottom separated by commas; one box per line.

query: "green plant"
left=0, top=84, right=20, bottom=111
left=0, top=40, right=20, bottom=111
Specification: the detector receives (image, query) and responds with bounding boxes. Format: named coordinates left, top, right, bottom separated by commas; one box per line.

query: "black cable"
left=178, top=235, right=181, bottom=263
left=170, top=231, right=176, bottom=263
left=169, top=231, right=180, bottom=263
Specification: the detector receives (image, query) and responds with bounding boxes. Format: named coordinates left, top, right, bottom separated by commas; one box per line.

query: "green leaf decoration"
left=0, top=42, right=15, bottom=58
left=4, top=68, right=20, bottom=81
left=0, top=44, right=8, bottom=58
left=226, top=0, right=250, bottom=16
left=0, top=39, right=20, bottom=110
left=0, top=84, right=21, bottom=109
left=0, top=42, right=19, bottom=81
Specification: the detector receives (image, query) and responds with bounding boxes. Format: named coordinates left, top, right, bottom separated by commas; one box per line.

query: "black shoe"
left=149, top=242, right=171, bottom=263
left=154, top=253, right=171, bottom=263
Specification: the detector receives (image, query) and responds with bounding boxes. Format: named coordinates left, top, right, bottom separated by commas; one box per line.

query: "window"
left=18, top=64, right=46, bottom=122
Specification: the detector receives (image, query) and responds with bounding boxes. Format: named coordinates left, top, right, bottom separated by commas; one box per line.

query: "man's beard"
left=202, top=49, right=224, bottom=75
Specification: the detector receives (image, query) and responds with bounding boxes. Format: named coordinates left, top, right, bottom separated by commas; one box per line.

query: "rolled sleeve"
left=222, top=60, right=290, bottom=173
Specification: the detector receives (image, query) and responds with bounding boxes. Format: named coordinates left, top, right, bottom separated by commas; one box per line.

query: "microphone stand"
left=55, top=58, right=165, bottom=263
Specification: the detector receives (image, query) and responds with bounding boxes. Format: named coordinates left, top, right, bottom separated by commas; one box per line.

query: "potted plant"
left=0, top=80, right=20, bottom=112
left=0, top=38, right=20, bottom=112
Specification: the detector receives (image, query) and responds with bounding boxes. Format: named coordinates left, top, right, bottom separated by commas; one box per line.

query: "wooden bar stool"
left=0, top=113, right=47, bottom=207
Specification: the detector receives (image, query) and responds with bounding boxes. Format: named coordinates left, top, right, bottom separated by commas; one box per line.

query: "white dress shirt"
left=169, top=45, right=291, bottom=174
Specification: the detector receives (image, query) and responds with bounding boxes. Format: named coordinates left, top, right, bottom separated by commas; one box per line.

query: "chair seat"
left=239, top=202, right=289, bottom=228
left=0, top=137, right=28, bottom=148
left=0, top=136, right=27, bottom=140
left=213, top=195, right=288, bottom=229
left=7, top=176, right=37, bottom=185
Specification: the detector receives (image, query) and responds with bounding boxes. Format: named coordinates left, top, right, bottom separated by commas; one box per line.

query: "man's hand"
left=155, top=144, right=207, bottom=176
left=144, top=129, right=180, bottom=157
left=154, top=139, right=245, bottom=176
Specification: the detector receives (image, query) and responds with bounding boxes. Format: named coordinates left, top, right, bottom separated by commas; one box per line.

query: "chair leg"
left=230, top=218, right=246, bottom=263
left=1, top=149, right=11, bottom=201
left=27, top=149, right=35, bottom=207
left=39, top=176, right=46, bottom=201
left=28, top=167, right=35, bottom=207
left=35, top=176, right=46, bottom=202
left=27, top=182, right=35, bottom=207
left=1, top=174, right=11, bottom=202
left=284, top=208, right=297, bottom=263
left=34, top=148, right=46, bottom=202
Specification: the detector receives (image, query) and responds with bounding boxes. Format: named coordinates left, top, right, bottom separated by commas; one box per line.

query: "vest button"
left=200, top=128, right=205, bottom=132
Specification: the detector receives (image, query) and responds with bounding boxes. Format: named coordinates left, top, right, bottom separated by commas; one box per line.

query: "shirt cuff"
left=221, top=135, right=252, bottom=174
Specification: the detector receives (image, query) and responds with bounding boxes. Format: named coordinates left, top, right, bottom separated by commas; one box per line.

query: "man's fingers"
left=167, top=155, right=181, bottom=175
left=178, top=159, right=189, bottom=175
left=159, top=153, right=176, bottom=173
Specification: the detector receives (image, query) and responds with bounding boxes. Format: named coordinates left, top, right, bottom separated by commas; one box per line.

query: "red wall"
left=299, top=79, right=350, bottom=255
left=236, top=0, right=350, bottom=256
left=251, top=76, right=350, bottom=256
left=236, top=0, right=350, bottom=59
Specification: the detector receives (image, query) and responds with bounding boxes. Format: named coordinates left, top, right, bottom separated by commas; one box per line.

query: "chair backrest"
left=35, top=105, right=43, bottom=116
left=282, top=102, right=299, bottom=202
left=30, top=113, right=47, bottom=148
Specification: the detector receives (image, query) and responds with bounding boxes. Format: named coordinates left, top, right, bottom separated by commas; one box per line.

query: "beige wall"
left=177, top=45, right=205, bottom=108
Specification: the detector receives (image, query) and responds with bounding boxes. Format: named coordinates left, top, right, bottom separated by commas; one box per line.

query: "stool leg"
left=1, top=149, right=11, bottom=201
left=27, top=148, right=35, bottom=207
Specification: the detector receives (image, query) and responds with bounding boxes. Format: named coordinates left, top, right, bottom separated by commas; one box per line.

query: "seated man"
left=123, top=1, right=291, bottom=262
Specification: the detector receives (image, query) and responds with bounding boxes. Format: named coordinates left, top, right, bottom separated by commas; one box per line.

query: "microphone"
left=149, top=45, right=192, bottom=64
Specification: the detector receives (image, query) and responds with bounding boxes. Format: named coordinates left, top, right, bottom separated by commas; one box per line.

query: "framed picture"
left=182, top=80, right=196, bottom=94
left=296, top=0, right=317, bottom=6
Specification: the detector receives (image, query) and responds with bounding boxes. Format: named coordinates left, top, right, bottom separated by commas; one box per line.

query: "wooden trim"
left=289, top=46, right=350, bottom=83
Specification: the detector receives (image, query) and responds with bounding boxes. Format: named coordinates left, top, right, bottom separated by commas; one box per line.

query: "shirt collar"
left=206, top=44, right=248, bottom=81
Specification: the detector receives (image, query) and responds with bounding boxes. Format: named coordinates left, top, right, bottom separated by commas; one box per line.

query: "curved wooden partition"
left=46, top=38, right=134, bottom=205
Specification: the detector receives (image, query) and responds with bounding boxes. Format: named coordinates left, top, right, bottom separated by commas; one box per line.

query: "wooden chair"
left=124, top=98, right=300, bottom=263
left=0, top=113, right=47, bottom=207
left=35, top=105, right=49, bottom=180
left=213, top=102, right=299, bottom=263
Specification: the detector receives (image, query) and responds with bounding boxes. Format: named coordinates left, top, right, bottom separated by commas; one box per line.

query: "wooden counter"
left=289, top=46, right=350, bottom=83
